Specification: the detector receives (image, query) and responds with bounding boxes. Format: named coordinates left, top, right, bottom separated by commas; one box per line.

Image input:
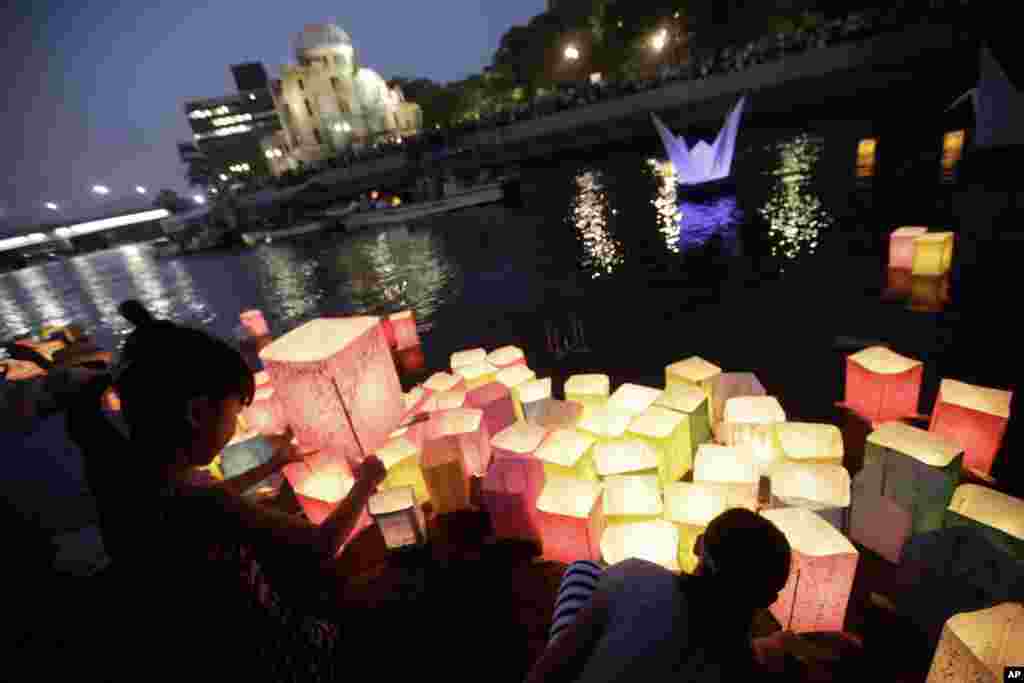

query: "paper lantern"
left=602, top=474, right=663, bottom=526
left=600, top=520, right=681, bottom=572
left=486, top=345, right=526, bottom=369
left=389, top=311, right=420, bottom=350
left=526, top=398, right=583, bottom=431
left=423, top=372, right=465, bottom=395
left=455, top=361, right=498, bottom=391
left=420, top=415, right=475, bottom=516
left=466, top=382, right=516, bottom=442
left=450, top=348, right=487, bottom=371
left=910, top=274, right=952, bottom=313
left=240, top=309, right=270, bottom=338
left=242, top=386, right=286, bottom=436
left=693, top=443, right=759, bottom=485
left=628, top=406, right=693, bottom=485
left=654, top=384, right=713, bottom=454
left=593, top=439, right=661, bottom=484
left=402, top=386, right=429, bottom=421
left=768, top=462, right=851, bottom=534
left=663, top=481, right=757, bottom=573
left=708, top=372, right=766, bottom=430
left=259, top=317, right=404, bottom=469
left=517, top=377, right=553, bottom=423
left=421, top=389, right=467, bottom=414
left=883, top=267, right=913, bottom=301
left=496, top=365, right=536, bottom=421
left=843, top=346, right=923, bottom=425
left=375, top=434, right=429, bottom=505
left=219, top=435, right=283, bottom=498
left=564, top=374, right=610, bottom=421
left=926, top=603, right=1024, bottom=682
left=912, top=232, right=955, bottom=276
left=424, top=407, right=491, bottom=478
left=889, top=227, right=929, bottom=270
left=535, top=428, right=599, bottom=481
left=576, top=405, right=633, bottom=444
left=929, top=379, right=1012, bottom=476
left=945, top=484, right=1024, bottom=561
left=490, top=421, right=548, bottom=472
left=394, top=345, right=426, bottom=374
left=482, top=454, right=543, bottom=543
left=368, top=486, right=427, bottom=550
left=776, top=423, right=844, bottom=466
left=253, top=370, right=271, bottom=388
left=761, top=507, right=859, bottom=633
left=282, top=462, right=372, bottom=549
left=720, top=396, right=786, bottom=447
left=535, top=476, right=605, bottom=564
left=665, top=356, right=721, bottom=421
left=102, top=386, right=122, bottom=412
left=379, top=316, right=397, bottom=349
left=607, top=383, right=663, bottom=417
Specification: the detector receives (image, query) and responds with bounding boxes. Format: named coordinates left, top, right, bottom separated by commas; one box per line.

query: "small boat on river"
left=343, top=181, right=505, bottom=231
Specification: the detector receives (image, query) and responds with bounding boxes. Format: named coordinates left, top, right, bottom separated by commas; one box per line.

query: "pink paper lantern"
left=240, top=309, right=270, bottom=338
left=243, top=385, right=286, bottom=435
left=486, top=345, right=526, bottom=369
left=929, top=379, right=1012, bottom=476
left=482, top=455, right=542, bottom=543
left=423, top=372, right=466, bottom=395
left=450, top=348, right=487, bottom=371
left=535, top=477, right=605, bottom=564
left=282, top=462, right=372, bottom=554
left=709, top=372, right=766, bottom=431
left=762, top=507, right=860, bottom=633
left=889, top=227, right=928, bottom=271
left=466, top=382, right=517, bottom=441
left=489, top=422, right=548, bottom=500
left=401, top=386, right=430, bottom=422
left=424, top=407, right=492, bottom=478
left=379, top=317, right=397, bottom=349
left=259, top=317, right=405, bottom=469
left=843, top=347, right=923, bottom=425
left=389, top=311, right=420, bottom=350
left=421, top=389, right=467, bottom=415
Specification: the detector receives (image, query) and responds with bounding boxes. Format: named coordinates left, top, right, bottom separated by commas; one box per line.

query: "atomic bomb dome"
left=295, top=23, right=353, bottom=61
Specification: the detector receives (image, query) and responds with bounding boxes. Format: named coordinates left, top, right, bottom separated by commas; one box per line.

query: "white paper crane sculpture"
left=651, top=96, right=747, bottom=187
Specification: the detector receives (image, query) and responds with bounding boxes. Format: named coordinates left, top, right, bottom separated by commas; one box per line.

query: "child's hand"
left=268, top=427, right=316, bottom=465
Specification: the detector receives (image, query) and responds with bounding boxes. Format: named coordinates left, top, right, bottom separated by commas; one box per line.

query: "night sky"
left=0, top=1, right=543, bottom=231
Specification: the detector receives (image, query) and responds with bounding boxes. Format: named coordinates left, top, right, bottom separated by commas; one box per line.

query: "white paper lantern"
left=593, top=439, right=661, bottom=480
left=450, top=348, right=487, bottom=370
left=693, top=443, right=759, bottom=485
left=600, top=520, right=681, bottom=572
left=720, top=396, right=786, bottom=446
left=368, top=486, right=427, bottom=550
left=607, top=383, right=664, bottom=417
left=926, top=603, right=1024, bottom=682
left=535, top=428, right=598, bottom=481
left=776, top=423, right=844, bottom=465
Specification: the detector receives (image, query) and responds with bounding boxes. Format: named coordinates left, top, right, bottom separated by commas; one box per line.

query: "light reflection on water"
left=649, top=159, right=742, bottom=255
left=571, top=170, right=624, bottom=278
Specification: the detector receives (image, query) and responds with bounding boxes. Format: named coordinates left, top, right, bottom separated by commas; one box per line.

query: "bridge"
left=0, top=208, right=171, bottom=257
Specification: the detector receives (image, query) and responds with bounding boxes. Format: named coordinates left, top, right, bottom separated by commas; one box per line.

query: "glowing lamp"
left=720, top=396, right=786, bottom=446
left=912, top=232, right=955, bottom=276
left=593, top=439, right=661, bottom=483
left=388, top=311, right=420, bottom=350
left=708, top=372, right=766, bottom=431
left=768, top=462, right=851, bottom=533
left=242, top=386, right=286, bottom=435
left=663, top=481, right=757, bottom=572
left=420, top=414, right=476, bottom=515
left=929, top=379, right=1012, bottom=476
left=600, top=520, right=681, bottom=572
left=655, top=384, right=713, bottom=456
left=455, top=361, right=498, bottom=390
left=490, top=421, right=548, bottom=468
left=693, top=443, right=759, bottom=485
left=375, top=434, right=429, bottom=504
left=628, top=406, right=693, bottom=485
left=466, top=382, right=516, bottom=442
left=526, top=398, right=583, bottom=431
left=259, top=317, right=404, bottom=469
left=450, top=348, right=487, bottom=371
left=535, top=476, right=605, bottom=564
left=424, top=407, right=491, bottom=479
left=486, top=346, right=526, bottom=369
left=496, top=365, right=536, bottom=420
left=220, top=435, right=283, bottom=498
left=761, top=507, right=860, bottom=633
left=564, top=373, right=610, bottom=421
left=368, top=486, right=427, bottom=550
left=945, top=484, right=1024, bottom=562
left=577, top=405, right=632, bottom=444
left=283, top=462, right=369, bottom=538
left=482, top=453, right=543, bottom=543
left=843, top=346, right=923, bottom=425
left=602, top=474, right=663, bottom=527
left=239, top=309, right=270, bottom=338
left=926, top=603, right=1024, bottom=682
left=889, top=227, right=928, bottom=270
left=607, top=383, right=663, bottom=417
left=776, top=423, right=844, bottom=466
left=423, top=372, right=465, bottom=394
left=535, top=428, right=599, bottom=481
left=518, top=377, right=553, bottom=423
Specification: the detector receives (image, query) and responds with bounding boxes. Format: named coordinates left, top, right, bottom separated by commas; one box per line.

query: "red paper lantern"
left=466, top=382, right=517, bottom=442
left=282, top=461, right=371, bottom=554
left=929, top=379, right=1012, bottom=476
left=535, top=477, right=605, bottom=564
left=843, top=347, right=923, bottom=425
left=380, top=317, right=397, bottom=349
left=389, top=311, right=420, bottom=350
left=483, top=455, right=542, bottom=543
left=889, top=227, right=928, bottom=271
left=489, top=422, right=548, bottom=500
left=394, top=345, right=426, bottom=374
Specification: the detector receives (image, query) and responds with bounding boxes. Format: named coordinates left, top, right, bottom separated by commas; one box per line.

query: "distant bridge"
left=0, top=209, right=171, bottom=254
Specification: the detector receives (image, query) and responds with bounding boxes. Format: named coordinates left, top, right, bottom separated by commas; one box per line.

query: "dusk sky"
left=1, top=1, right=544, bottom=231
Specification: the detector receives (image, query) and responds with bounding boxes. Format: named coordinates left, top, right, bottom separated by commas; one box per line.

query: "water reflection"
left=251, top=245, right=325, bottom=330
left=760, top=134, right=833, bottom=270
left=11, top=266, right=70, bottom=331
left=571, top=170, right=624, bottom=278
left=651, top=160, right=743, bottom=255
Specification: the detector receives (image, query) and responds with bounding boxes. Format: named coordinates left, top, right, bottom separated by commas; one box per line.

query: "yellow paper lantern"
left=535, top=428, right=599, bottom=481
left=912, top=232, right=954, bottom=276
left=665, top=356, right=721, bottom=421
left=607, top=383, right=664, bottom=417
left=776, top=423, right=844, bottom=466
left=600, top=520, right=681, bottom=572
left=768, top=462, right=851, bottom=533
left=485, top=345, right=526, bottom=369
left=593, top=439, right=661, bottom=482
left=564, top=373, right=610, bottom=421
left=655, top=384, right=714, bottom=454
left=496, top=364, right=536, bottom=420
left=423, top=371, right=465, bottom=394
left=454, top=361, right=498, bottom=391
left=450, top=347, right=487, bottom=371
left=628, top=406, right=693, bottom=485
left=576, top=405, right=633, bottom=444
left=517, top=377, right=553, bottom=422
left=535, top=476, right=605, bottom=564
left=375, top=434, right=429, bottom=505
left=926, top=603, right=1024, bottom=682
left=663, top=481, right=757, bottom=572
left=946, top=484, right=1024, bottom=547
left=708, top=372, right=766, bottom=432
left=526, top=398, right=583, bottom=431
left=368, top=486, right=427, bottom=550
left=602, top=473, right=663, bottom=526
left=720, top=395, right=786, bottom=446
left=693, top=443, right=759, bottom=485
left=422, top=409, right=488, bottom=512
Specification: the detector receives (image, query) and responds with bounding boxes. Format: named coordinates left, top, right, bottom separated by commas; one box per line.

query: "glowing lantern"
left=375, top=434, right=429, bottom=505
left=883, top=267, right=913, bottom=301
left=379, top=317, right=397, bottom=349
left=482, top=454, right=542, bottom=543
left=665, top=356, right=721, bottom=421
left=602, top=473, right=663, bottom=526
left=577, top=405, right=633, bottom=444
left=368, top=486, right=427, bottom=550
left=600, top=520, right=681, bottom=572
left=490, top=421, right=548, bottom=470
left=242, top=386, right=286, bottom=435
left=402, top=386, right=429, bottom=421
left=889, top=227, right=929, bottom=271
left=945, top=484, right=1024, bottom=562
left=282, top=462, right=372, bottom=551
left=910, top=274, right=952, bottom=313
left=655, top=384, right=713, bottom=454
left=455, top=361, right=498, bottom=390
left=708, top=372, right=766, bottom=431
left=219, top=435, right=283, bottom=498
left=768, top=462, right=851, bottom=533
left=389, top=311, right=420, bottom=350
left=421, top=413, right=476, bottom=515
left=762, top=507, right=860, bottom=633
left=259, top=317, right=404, bottom=469
left=518, top=377, right=553, bottom=423
left=466, top=382, right=516, bottom=442
left=664, top=481, right=757, bottom=572
left=628, top=406, right=693, bottom=485
left=496, top=365, right=536, bottom=420
left=940, top=130, right=965, bottom=182
left=720, top=396, right=786, bottom=447
left=693, top=443, right=759, bottom=485
left=535, top=428, right=599, bottom=481
left=535, top=476, right=605, bottom=564
left=101, top=386, right=122, bottom=412
left=394, top=345, right=426, bottom=374
left=526, top=398, right=583, bottom=431
left=593, top=439, right=661, bottom=484
left=486, top=346, right=526, bottom=369
left=842, top=346, right=923, bottom=425
left=425, top=407, right=491, bottom=479
left=929, top=379, right=1012, bottom=477
left=776, top=423, right=844, bottom=466
left=607, top=383, right=663, bottom=417
left=912, top=232, right=955, bottom=276
left=926, top=603, right=1024, bottom=683
left=450, top=348, right=487, bottom=371
left=564, top=373, right=610, bottom=421
left=421, top=389, right=467, bottom=414
left=239, top=309, right=270, bottom=338
left=856, top=138, right=877, bottom=178
left=423, top=372, right=465, bottom=395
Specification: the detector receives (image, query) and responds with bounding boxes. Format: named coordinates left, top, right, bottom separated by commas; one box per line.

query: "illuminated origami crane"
left=948, top=46, right=1024, bottom=148
left=651, top=96, right=747, bottom=186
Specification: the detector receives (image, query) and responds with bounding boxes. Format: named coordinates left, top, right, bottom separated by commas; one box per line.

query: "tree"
left=153, top=189, right=192, bottom=214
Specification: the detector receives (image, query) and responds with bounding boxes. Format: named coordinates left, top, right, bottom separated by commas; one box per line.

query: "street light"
left=135, top=186, right=147, bottom=194
left=92, top=185, right=110, bottom=195
left=45, top=202, right=59, bottom=211
left=651, top=28, right=669, bottom=53
left=219, top=173, right=229, bottom=181
left=564, top=44, right=580, bottom=62
left=193, top=194, right=206, bottom=204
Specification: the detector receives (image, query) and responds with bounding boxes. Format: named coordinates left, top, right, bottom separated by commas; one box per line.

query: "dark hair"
left=114, top=300, right=255, bottom=453
left=702, top=508, right=791, bottom=609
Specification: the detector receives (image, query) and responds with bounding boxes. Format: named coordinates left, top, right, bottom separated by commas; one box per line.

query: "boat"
left=342, top=181, right=505, bottom=231
left=240, top=202, right=358, bottom=245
